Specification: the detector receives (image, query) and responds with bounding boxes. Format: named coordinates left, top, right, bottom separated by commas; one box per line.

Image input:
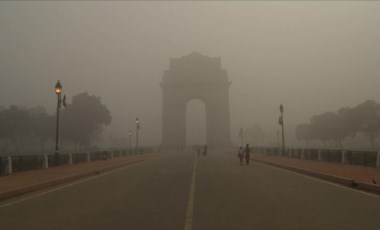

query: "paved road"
left=0, top=152, right=379, bottom=230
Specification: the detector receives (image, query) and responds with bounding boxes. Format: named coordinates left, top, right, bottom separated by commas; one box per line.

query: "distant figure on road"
left=238, top=147, right=244, bottom=165
left=245, top=144, right=251, bottom=165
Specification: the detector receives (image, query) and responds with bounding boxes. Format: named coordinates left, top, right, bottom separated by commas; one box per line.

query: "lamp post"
left=279, top=104, right=285, bottom=154
left=135, top=117, right=140, bottom=154
left=129, top=130, right=132, bottom=154
left=54, top=80, right=62, bottom=165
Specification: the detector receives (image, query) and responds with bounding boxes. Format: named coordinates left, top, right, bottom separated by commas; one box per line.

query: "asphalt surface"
left=1, top=152, right=380, bottom=230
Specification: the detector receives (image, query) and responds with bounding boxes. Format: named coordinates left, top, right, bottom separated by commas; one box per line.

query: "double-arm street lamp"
left=279, top=104, right=285, bottom=154
left=54, top=80, right=62, bottom=165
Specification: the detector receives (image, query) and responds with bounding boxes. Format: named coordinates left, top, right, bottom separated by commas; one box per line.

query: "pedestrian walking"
left=245, top=144, right=251, bottom=165
left=238, top=147, right=244, bottom=165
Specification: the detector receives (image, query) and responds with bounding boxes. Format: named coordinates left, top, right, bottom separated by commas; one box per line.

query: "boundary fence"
left=253, top=147, right=380, bottom=169
left=0, top=147, right=154, bottom=176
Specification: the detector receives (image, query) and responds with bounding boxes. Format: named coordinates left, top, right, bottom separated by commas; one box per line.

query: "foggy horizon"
left=1, top=1, right=380, bottom=148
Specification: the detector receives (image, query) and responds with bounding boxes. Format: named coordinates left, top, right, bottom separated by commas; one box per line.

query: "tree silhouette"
left=60, top=92, right=112, bottom=151
left=349, top=100, right=380, bottom=149
left=27, top=106, right=54, bottom=153
left=296, top=100, right=380, bottom=149
left=0, top=105, right=30, bottom=154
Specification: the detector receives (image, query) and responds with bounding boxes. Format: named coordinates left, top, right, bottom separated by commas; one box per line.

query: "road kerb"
left=225, top=152, right=380, bottom=195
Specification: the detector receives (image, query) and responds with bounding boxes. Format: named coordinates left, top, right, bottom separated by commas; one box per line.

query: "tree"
left=296, top=111, right=351, bottom=148
left=27, top=106, right=54, bottom=153
left=0, top=105, right=30, bottom=154
left=348, top=100, right=380, bottom=149
left=336, top=107, right=356, bottom=138
left=60, top=92, right=112, bottom=151
left=309, top=112, right=335, bottom=147
left=296, top=100, right=380, bottom=150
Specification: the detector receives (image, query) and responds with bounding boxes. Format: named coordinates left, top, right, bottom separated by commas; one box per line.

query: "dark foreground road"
left=0, top=152, right=379, bottom=230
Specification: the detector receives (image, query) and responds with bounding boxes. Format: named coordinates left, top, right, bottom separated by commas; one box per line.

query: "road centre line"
left=184, top=155, right=198, bottom=230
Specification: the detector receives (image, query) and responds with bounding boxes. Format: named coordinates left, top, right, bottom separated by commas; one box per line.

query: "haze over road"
left=2, top=2, right=380, bottom=147
left=1, top=153, right=379, bottom=230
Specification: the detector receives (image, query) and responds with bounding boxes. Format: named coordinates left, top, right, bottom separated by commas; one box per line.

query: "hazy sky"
left=1, top=1, right=380, bottom=147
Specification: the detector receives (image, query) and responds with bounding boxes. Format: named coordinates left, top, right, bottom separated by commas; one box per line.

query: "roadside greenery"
left=296, top=100, right=380, bottom=150
left=0, top=92, right=111, bottom=154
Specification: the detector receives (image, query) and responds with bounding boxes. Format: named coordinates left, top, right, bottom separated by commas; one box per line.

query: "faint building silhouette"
left=161, top=52, right=232, bottom=150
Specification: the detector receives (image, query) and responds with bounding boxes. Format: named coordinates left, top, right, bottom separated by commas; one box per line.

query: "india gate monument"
left=161, top=52, right=232, bottom=150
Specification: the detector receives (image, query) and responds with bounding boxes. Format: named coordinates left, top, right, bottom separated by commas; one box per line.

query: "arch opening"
left=186, top=99, right=207, bottom=147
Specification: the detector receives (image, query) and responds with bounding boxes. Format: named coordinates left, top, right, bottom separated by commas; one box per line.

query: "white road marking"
left=255, top=161, right=380, bottom=199
left=184, top=155, right=198, bottom=230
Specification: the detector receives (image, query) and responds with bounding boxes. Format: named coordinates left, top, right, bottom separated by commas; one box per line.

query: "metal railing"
left=0, top=147, right=155, bottom=176
left=253, top=146, right=380, bottom=169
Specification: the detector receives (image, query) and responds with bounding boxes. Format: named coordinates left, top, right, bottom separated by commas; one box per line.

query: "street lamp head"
left=136, top=117, right=139, bottom=124
left=55, top=80, right=62, bottom=95
left=129, top=131, right=132, bottom=136
left=280, top=104, right=284, bottom=113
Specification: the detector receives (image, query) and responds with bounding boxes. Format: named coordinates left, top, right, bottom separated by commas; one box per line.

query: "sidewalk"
left=0, top=153, right=159, bottom=201
left=227, top=151, right=380, bottom=194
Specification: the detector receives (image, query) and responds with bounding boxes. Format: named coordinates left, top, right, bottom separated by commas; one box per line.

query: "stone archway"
left=160, top=52, right=232, bottom=150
